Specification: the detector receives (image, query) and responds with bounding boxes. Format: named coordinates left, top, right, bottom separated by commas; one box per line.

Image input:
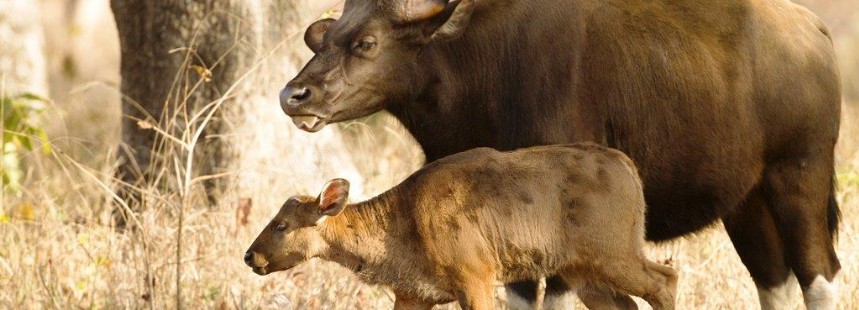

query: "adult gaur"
left=280, top=0, right=842, bottom=308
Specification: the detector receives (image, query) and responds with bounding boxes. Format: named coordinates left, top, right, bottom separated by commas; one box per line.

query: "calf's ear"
left=317, top=178, right=350, bottom=217
left=305, top=18, right=336, bottom=53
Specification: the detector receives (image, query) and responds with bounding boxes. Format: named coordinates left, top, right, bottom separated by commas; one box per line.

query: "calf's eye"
left=275, top=223, right=288, bottom=231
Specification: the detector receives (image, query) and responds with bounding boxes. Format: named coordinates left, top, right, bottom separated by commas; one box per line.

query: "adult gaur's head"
left=281, top=0, right=474, bottom=132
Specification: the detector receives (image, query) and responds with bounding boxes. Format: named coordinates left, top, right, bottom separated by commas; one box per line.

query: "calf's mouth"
left=252, top=266, right=268, bottom=276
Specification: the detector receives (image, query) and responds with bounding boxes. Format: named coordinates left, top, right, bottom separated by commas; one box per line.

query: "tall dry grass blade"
left=36, top=265, right=60, bottom=310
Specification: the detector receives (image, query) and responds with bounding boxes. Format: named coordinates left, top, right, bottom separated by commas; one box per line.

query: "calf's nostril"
left=244, top=252, right=253, bottom=265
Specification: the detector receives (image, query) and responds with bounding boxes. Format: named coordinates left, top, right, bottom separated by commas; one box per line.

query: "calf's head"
left=244, top=179, right=350, bottom=275
left=281, top=0, right=474, bottom=132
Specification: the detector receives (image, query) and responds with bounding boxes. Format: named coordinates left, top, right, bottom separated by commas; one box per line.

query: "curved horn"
left=430, top=0, right=474, bottom=41
left=394, top=0, right=449, bottom=23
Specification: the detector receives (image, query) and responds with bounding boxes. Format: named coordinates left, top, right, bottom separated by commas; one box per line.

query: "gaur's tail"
left=828, top=169, right=841, bottom=240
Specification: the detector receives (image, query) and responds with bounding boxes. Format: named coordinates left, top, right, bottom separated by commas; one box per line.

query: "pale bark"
left=110, top=0, right=363, bottom=213
left=0, top=0, right=48, bottom=96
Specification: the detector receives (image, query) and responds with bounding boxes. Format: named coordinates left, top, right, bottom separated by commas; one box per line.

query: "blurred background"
left=0, top=0, right=857, bottom=308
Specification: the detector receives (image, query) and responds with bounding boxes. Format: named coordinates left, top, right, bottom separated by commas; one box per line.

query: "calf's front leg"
left=393, top=296, right=434, bottom=310
left=455, top=280, right=496, bottom=310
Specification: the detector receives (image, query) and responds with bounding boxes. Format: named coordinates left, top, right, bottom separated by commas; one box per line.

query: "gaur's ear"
left=428, top=0, right=474, bottom=42
left=305, top=18, right=336, bottom=53
left=317, top=179, right=350, bottom=217
left=393, top=0, right=448, bottom=23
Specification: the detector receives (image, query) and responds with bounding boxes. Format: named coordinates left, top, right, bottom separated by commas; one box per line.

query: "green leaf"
left=38, top=131, right=51, bottom=155
left=1, top=93, right=51, bottom=193
left=19, top=135, right=33, bottom=151
left=17, top=92, right=48, bottom=103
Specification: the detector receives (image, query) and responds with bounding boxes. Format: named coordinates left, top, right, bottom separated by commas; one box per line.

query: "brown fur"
left=245, top=144, right=677, bottom=309
left=281, top=0, right=841, bottom=302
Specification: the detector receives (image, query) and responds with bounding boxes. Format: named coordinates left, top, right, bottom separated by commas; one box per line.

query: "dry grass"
left=7, top=108, right=857, bottom=310
left=1, top=1, right=858, bottom=309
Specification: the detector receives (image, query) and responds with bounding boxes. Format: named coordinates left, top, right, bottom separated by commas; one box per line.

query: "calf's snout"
left=244, top=251, right=268, bottom=268
left=243, top=251, right=253, bottom=265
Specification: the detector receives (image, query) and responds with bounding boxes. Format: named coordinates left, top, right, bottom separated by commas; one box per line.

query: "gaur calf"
left=245, top=144, right=677, bottom=309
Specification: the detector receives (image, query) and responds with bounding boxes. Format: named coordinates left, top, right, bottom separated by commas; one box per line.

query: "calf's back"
left=401, top=144, right=647, bottom=282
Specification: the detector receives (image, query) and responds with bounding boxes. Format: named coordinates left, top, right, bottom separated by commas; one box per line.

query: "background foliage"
left=0, top=0, right=857, bottom=309
left=2, top=93, right=51, bottom=193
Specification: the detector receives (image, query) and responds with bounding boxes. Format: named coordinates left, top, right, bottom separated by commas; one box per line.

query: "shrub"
left=1, top=93, right=51, bottom=193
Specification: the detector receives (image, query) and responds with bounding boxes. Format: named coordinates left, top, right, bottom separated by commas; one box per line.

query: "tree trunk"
left=110, top=0, right=362, bottom=219
left=0, top=0, right=48, bottom=96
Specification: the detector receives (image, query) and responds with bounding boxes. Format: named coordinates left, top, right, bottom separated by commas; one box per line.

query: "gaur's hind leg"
left=506, top=276, right=580, bottom=310
left=505, top=280, right=538, bottom=309
left=763, top=156, right=841, bottom=310
left=723, top=186, right=800, bottom=309
left=544, top=276, right=580, bottom=310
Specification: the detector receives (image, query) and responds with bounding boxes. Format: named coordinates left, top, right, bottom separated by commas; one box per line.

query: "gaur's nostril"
left=280, top=85, right=312, bottom=108
left=244, top=251, right=253, bottom=265
left=292, top=87, right=311, bottom=102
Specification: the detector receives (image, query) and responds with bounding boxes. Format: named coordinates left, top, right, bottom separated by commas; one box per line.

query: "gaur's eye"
left=351, top=37, right=377, bottom=51
left=275, top=223, right=288, bottom=231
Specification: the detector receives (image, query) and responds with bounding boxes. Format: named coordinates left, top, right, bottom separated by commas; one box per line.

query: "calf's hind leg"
left=566, top=258, right=677, bottom=310
left=576, top=282, right=639, bottom=310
